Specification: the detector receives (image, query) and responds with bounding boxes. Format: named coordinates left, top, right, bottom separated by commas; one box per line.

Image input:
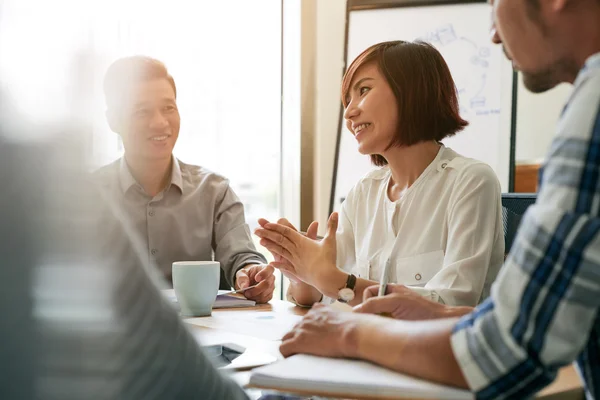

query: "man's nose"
left=149, top=110, right=168, bottom=129
left=490, top=25, right=502, bottom=45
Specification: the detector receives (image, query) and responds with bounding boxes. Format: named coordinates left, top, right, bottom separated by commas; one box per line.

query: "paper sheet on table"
left=192, top=338, right=277, bottom=371
left=186, top=311, right=302, bottom=341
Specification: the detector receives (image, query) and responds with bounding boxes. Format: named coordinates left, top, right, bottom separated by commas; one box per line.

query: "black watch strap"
left=346, top=273, right=357, bottom=290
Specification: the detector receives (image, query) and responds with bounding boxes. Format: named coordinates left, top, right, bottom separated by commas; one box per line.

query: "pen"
left=378, top=259, right=393, bottom=318
left=378, top=258, right=391, bottom=297
left=219, top=283, right=260, bottom=296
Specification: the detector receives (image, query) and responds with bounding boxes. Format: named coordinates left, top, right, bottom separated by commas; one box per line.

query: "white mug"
left=172, top=261, right=220, bottom=317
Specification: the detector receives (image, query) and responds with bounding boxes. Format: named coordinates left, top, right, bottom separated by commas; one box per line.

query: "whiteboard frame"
left=350, top=0, right=484, bottom=10
left=329, top=0, right=518, bottom=214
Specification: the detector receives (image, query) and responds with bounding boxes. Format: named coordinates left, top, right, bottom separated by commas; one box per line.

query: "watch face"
left=339, top=287, right=355, bottom=302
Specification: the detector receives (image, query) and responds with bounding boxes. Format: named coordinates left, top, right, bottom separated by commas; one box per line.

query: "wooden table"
left=185, top=300, right=584, bottom=400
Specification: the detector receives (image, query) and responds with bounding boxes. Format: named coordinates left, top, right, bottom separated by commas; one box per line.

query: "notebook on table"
left=249, top=354, right=473, bottom=400
left=161, top=288, right=256, bottom=309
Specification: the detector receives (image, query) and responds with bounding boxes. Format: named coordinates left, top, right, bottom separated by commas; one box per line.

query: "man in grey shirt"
left=94, top=56, right=274, bottom=303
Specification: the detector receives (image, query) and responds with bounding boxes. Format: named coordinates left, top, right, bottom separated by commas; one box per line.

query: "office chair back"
left=502, top=193, right=537, bottom=254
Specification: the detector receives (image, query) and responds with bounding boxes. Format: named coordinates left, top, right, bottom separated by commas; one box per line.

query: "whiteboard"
left=331, top=2, right=514, bottom=211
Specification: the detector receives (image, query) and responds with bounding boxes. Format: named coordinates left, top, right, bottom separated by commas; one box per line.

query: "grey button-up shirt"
left=93, top=156, right=266, bottom=288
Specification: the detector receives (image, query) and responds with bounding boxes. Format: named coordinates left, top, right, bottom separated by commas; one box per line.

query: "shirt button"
left=441, top=163, right=448, bottom=169
left=415, top=273, right=422, bottom=281
left=148, top=210, right=155, bottom=217
left=151, top=249, right=158, bottom=256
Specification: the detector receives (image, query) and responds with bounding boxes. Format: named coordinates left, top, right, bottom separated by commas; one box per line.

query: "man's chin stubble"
left=522, top=70, right=559, bottom=93
left=521, top=58, right=580, bottom=93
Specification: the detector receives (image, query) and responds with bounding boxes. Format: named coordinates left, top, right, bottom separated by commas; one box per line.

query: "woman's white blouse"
left=336, top=146, right=504, bottom=306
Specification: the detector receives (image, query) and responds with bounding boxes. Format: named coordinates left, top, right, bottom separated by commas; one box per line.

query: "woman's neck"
left=383, top=141, right=441, bottom=202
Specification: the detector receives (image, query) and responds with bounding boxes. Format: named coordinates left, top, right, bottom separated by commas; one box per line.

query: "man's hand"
left=235, top=264, right=276, bottom=304
left=280, top=303, right=369, bottom=358
left=354, top=284, right=473, bottom=320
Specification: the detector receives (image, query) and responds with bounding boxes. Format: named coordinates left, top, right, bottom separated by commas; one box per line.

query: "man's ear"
left=105, top=108, right=123, bottom=136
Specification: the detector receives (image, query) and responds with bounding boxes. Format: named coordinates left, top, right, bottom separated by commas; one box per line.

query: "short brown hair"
left=341, top=41, right=468, bottom=166
left=103, top=56, right=176, bottom=110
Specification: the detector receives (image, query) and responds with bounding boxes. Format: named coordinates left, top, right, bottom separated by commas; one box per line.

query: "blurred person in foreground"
left=264, top=0, right=600, bottom=398
left=0, top=110, right=249, bottom=399
left=93, top=56, right=274, bottom=303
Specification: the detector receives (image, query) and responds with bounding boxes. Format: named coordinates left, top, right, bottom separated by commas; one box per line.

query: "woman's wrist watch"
left=337, top=273, right=357, bottom=303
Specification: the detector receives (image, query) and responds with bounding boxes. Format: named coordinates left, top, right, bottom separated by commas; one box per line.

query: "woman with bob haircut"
left=255, top=40, right=504, bottom=309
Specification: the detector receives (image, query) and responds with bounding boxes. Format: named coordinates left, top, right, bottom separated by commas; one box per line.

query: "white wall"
left=313, top=0, right=347, bottom=233
left=516, top=76, right=572, bottom=164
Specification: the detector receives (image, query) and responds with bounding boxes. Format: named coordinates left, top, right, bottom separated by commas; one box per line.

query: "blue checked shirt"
left=451, top=52, right=600, bottom=400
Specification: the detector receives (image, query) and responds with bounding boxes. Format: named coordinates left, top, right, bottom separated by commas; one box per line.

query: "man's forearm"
left=220, top=241, right=267, bottom=287
left=442, top=305, right=474, bottom=318
left=350, top=316, right=469, bottom=389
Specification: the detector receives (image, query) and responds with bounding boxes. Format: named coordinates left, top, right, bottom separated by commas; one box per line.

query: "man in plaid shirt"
left=269, top=0, right=600, bottom=398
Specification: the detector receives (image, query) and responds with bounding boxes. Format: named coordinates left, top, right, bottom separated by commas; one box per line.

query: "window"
left=0, top=0, right=294, bottom=299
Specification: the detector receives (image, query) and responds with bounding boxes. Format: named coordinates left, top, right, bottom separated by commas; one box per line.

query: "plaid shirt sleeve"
left=451, top=54, right=600, bottom=400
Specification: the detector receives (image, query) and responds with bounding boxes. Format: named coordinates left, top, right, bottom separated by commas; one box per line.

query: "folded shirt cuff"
left=450, top=320, right=490, bottom=392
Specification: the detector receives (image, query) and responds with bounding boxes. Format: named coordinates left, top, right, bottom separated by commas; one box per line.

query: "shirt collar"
left=119, top=156, right=183, bottom=195
left=583, top=52, right=600, bottom=70
left=119, top=157, right=137, bottom=194
left=370, top=144, right=447, bottom=182
left=170, top=157, right=183, bottom=193
left=573, top=52, right=600, bottom=87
